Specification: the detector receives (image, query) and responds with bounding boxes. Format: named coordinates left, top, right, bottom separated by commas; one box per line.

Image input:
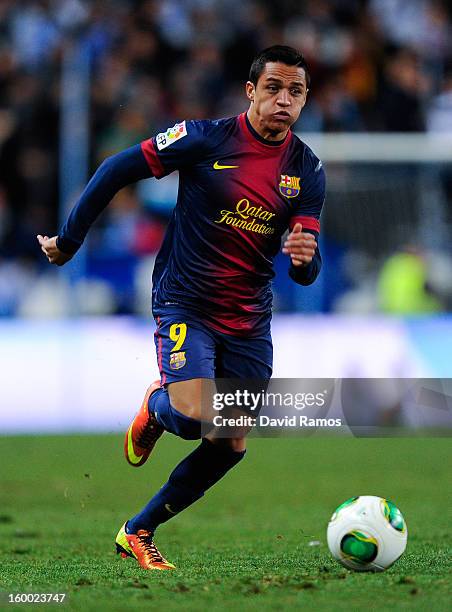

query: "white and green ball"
left=327, top=495, right=407, bottom=571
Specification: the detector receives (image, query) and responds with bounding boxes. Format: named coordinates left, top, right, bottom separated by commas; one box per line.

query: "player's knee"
left=168, top=393, right=202, bottom=419
left=167, top=380, right=204, bottom=420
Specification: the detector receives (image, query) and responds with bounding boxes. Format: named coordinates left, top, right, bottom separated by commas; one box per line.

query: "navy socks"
left=149, top=387, right=205, bottom=440
left=127, top=438, right=246, bottom=534
left=127, top=386, right=246, bottom=534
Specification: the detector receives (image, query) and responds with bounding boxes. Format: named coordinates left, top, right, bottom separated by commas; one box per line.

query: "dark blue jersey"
left=57, top=113, right=325, bottom=336
left=141, top=113, right=325, bottom=336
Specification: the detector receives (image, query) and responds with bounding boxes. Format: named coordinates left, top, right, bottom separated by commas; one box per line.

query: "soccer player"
left=38, top=45, right=325, bottom=570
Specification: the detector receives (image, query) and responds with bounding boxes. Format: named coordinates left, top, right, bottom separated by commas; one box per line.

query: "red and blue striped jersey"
left=141, top=112, right=325, bottom=336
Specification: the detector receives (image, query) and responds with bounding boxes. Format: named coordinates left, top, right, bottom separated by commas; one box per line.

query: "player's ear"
left=246, top=81, right=255, bottom=102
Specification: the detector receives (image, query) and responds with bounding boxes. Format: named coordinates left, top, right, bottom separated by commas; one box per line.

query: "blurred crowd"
left=1, top=0, right=452, bottom=316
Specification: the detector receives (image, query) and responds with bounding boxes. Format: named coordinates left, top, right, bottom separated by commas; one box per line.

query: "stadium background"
left=1, top=0, right=452, bottom=430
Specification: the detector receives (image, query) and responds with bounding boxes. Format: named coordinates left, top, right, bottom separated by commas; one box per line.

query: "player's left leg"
left=116, top=432, right=246, bottom=569
left=115, top=521, right=176, bottom=570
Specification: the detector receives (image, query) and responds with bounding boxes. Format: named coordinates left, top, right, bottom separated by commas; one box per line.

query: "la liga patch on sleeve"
left=156, top=121, right=188, bottom=151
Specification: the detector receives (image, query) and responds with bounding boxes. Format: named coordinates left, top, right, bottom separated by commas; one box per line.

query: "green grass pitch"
left=0, top=434, right=450, bottom=610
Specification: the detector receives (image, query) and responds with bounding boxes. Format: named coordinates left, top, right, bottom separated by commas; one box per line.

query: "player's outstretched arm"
left=37, top=234, right=73, bottom=266
left=37, top=144, right=153, bottom=265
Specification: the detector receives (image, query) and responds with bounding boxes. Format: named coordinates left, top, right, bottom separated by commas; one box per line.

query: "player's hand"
left=282, top=223, right=317, bottom=267
left=37, top=235, right=73, bottom=266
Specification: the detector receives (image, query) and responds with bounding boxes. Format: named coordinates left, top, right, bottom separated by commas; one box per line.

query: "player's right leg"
left=124, top=381, right=164, bottom=467
left=124, top=313, right=216, bottom=467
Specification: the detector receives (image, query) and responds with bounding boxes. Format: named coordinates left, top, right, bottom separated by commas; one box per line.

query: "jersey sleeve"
left=140, top=120, right=208, bottom=179
left=57, top=144, right=152, bottom=255
left=289, top=149, right=325, bottom=234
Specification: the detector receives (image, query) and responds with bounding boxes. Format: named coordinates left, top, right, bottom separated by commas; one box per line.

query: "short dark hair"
left=249, top=45, right=310, bottom=88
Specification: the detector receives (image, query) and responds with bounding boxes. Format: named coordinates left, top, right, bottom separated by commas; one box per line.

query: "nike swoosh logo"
left=127, top=427, right=143, bottom=465
left=213, top=161, right=239, bottom=170
left=165, top=503, right=178, bottom=515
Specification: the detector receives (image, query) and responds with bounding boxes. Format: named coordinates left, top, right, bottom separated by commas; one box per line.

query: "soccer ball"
left=327, top=496, right=407, bottom=571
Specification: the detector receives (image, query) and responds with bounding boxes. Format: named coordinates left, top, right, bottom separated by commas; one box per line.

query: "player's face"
left=246, top=62, right=308, bottom=139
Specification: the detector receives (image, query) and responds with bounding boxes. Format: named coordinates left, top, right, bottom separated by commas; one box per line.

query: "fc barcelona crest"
left=279, top=175, right=300, bottom=198
left=170, top=351, right=186, bottom=370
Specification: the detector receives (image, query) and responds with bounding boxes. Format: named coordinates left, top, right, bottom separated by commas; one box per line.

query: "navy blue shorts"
left=153, top=310, right=273, bottom=385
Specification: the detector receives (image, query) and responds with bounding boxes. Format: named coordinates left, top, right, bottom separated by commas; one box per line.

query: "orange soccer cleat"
left=124, top=381, right=164, bottom=467
left=115, top=522, right=175, bottom=570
